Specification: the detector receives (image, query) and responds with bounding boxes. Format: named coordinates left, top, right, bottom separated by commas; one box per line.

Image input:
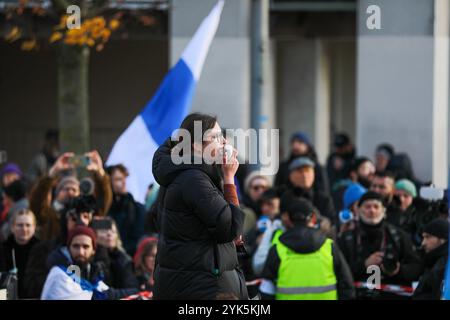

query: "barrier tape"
left=354, top=281, right=415, bottom=296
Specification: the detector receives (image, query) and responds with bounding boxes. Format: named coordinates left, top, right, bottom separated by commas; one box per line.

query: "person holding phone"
left=29, top=150, right=112, bottom=241
left=151, top=113, right=247, bottom=300
left=91, top=217, right=139, bottom=291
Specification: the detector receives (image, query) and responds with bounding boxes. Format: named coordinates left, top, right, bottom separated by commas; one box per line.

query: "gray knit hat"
left=55, top=176, right=80, bottom=196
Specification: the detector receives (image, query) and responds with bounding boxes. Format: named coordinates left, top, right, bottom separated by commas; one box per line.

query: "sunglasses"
left=251, top=185, right=267, bottom=191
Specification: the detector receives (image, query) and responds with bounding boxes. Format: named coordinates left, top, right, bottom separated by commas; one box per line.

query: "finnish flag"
left=106, top=0, right=225, bottom=203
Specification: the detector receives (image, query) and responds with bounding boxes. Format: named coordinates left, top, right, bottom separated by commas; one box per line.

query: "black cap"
left=358, top=191, right=384, bottom=207
left=3, top=180, right=26, bottom=202
left=334, top=133, right=350, bottom=148
left=423, top=219, right=449, bottom=240
left=259, top=188, right=280, bottom=204
left=282, top=196, right=315, bottom=224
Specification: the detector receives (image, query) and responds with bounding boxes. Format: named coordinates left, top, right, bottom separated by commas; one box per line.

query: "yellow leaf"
left=86, top=38, right=95, bottom=47
left=101, top=29, right=111, bottom=42
left=64, top=37, right=78, bottom=45
left=58, top=15, right=68, bottom=29
left=92, top=16, right=106, bottom=29
left=49, top=32, right=63, bottom=43
left=67, top=28, right=84, bottom=38
left=77, top=35, right=88, bottom=45
left=109, top=19, right=120, bottom=31
left=5, top=27, right=21, bottom=42
left=21, top=39, right=37, bottom=51
left=90, top=28, right=103, bottom=39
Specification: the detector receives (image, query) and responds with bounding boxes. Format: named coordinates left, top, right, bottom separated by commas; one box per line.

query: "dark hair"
left=4, top=180, right=26, bottom=202
left=173, top=113, right=217, bottom=150
left=374, top=171, right=396, bottom=181
left=259, top=188, right=281, bottom=204
left=106, top=164, right=129, bottom=177
left=135, top=239, right=158, bottom=277
left=65, top=195, right=98, bottom=216
left=376, top=143, right=395, bottom=157
left=350, top=157, right=372, bottom=172
left=45, top=129, right=59, bottom=143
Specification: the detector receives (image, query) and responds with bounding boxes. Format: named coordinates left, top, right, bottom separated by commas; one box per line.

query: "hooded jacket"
left=262, top=225, right=355, bottom=299
left=413, top=243, right=448, bottom=300
left=151, top=139, right=247, bottom=300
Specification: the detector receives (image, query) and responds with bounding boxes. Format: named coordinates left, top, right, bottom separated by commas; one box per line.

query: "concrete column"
left=277, top=38, right=331, bottom=164
left=356, top=0, right=449, bottom=187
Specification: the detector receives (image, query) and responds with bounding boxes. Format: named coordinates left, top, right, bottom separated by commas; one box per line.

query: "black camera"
left=382, top=248, right=399, bottom=274
left=64, top=195, right=97, bottom=216
left=79, top=177, right=95, bottom=196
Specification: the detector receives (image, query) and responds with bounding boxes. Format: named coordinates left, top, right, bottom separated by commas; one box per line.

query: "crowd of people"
left=0, top=116, right=448, bottom=300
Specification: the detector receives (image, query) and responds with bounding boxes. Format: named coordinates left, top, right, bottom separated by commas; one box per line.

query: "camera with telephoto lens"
left=382, top=248, right=399, bottom=274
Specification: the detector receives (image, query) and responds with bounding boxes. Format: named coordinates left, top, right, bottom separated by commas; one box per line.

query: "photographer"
left=91, top=217, right=139, bottom=291
left=24, top=195, right=102, bottom=298
left=29, top=151, right=112, bottom=241
left=338, top=191, right=423, bottom=299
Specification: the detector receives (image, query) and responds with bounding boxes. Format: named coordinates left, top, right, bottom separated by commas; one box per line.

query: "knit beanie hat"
left=395, top=179, right=417, bottom=197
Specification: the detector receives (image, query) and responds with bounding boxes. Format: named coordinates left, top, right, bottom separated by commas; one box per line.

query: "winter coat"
left=151, top=139, right=247, bottom=300
left=0, top=234, right=39, bottom=298
left=413, top=243, right=448, bottom=300
left=107, top=193, right=145, bottom=256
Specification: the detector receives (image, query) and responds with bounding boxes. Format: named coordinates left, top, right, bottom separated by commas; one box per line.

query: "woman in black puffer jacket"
left=151, top=113, right=247, bottom=300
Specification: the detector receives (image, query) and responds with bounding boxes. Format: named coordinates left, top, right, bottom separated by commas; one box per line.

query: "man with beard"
left=41, top=225, right=137, bottom=300
left=274, top=132, right=329, bottom=194
left=413, top=219, right=449, bottom=299
left=338, top=191, right=423, bottom=299
left=331, top=157, right=376, bottom=212
left=106, top=164, right=145, bottom=256
left=370, top=172, right=403, bottom=228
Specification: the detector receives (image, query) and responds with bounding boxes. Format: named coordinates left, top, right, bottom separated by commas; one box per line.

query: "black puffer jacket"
left=152, top=139, right=247, bottom=300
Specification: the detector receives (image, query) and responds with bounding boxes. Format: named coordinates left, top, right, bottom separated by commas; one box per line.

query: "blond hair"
left=11, top=209, right=37, bottom=226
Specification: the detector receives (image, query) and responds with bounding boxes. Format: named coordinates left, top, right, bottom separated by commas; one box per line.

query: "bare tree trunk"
left=57, top=44, right=90, bottom=153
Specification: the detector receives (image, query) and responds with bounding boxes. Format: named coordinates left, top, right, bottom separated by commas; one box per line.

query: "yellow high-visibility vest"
left=274, top=237, right=337, bottom=300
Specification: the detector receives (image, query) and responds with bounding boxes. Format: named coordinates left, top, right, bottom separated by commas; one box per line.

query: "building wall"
left=0, top=38, right=168, bottom=171
left=356, top=0, right=448, bottom=185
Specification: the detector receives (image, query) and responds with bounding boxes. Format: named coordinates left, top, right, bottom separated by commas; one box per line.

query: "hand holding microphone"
left=222, top=144, right=238, bottom=184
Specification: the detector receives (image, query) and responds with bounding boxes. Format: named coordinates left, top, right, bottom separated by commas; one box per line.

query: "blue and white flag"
left=106, top=0, right=225, bottom=203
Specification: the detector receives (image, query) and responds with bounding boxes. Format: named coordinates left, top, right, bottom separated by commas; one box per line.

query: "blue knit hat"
left=0, top=163, right=23, bottom=179
left=290, top=131, right=311, bottom=146
left=343, top=183, right=367, bottom=209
